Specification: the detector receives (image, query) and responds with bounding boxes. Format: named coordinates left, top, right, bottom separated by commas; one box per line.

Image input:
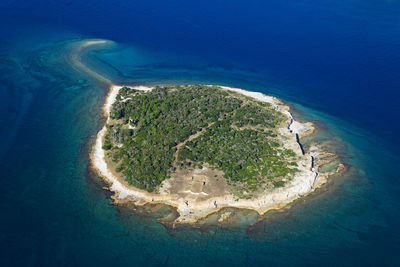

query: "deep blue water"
left=0, top=0, right=399, bottom=266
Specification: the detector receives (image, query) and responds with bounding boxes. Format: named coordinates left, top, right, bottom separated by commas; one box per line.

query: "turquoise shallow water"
left=0, top=35, right=397, bottom=266
left=1, top=1, right=400, bottom=265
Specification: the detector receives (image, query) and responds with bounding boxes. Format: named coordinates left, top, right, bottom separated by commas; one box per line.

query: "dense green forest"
left=103, top=85, right=298, bottom=192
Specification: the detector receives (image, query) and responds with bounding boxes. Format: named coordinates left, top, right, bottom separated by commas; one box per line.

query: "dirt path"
left=172, top=122, right=214, bottom=168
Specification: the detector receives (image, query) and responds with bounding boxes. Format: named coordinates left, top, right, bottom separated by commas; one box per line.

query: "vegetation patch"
left=103, top=85, right=299, bottom=192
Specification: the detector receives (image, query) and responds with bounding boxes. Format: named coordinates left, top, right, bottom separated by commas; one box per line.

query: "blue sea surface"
left=0, top=0, right=399, bottom=265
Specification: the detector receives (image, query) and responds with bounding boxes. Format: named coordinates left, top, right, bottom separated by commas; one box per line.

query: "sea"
left=0, top=0, right=399, bottom=266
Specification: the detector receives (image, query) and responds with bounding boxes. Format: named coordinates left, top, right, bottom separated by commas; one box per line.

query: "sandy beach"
left=91, top=84, right=337, bottom=224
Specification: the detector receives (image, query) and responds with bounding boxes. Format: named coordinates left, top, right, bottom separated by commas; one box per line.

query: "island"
left=91, top=84, right=337, bottom=224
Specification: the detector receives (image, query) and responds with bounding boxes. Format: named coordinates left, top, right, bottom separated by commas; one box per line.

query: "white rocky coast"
left=91, top=84, right=329, bottom=224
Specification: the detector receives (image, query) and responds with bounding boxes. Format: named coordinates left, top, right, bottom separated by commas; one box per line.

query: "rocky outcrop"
left=92, top=84, right=329, bottom=224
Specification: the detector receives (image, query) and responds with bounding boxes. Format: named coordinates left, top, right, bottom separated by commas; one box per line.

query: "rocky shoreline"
left=90, top=84, right=339, bottom=224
